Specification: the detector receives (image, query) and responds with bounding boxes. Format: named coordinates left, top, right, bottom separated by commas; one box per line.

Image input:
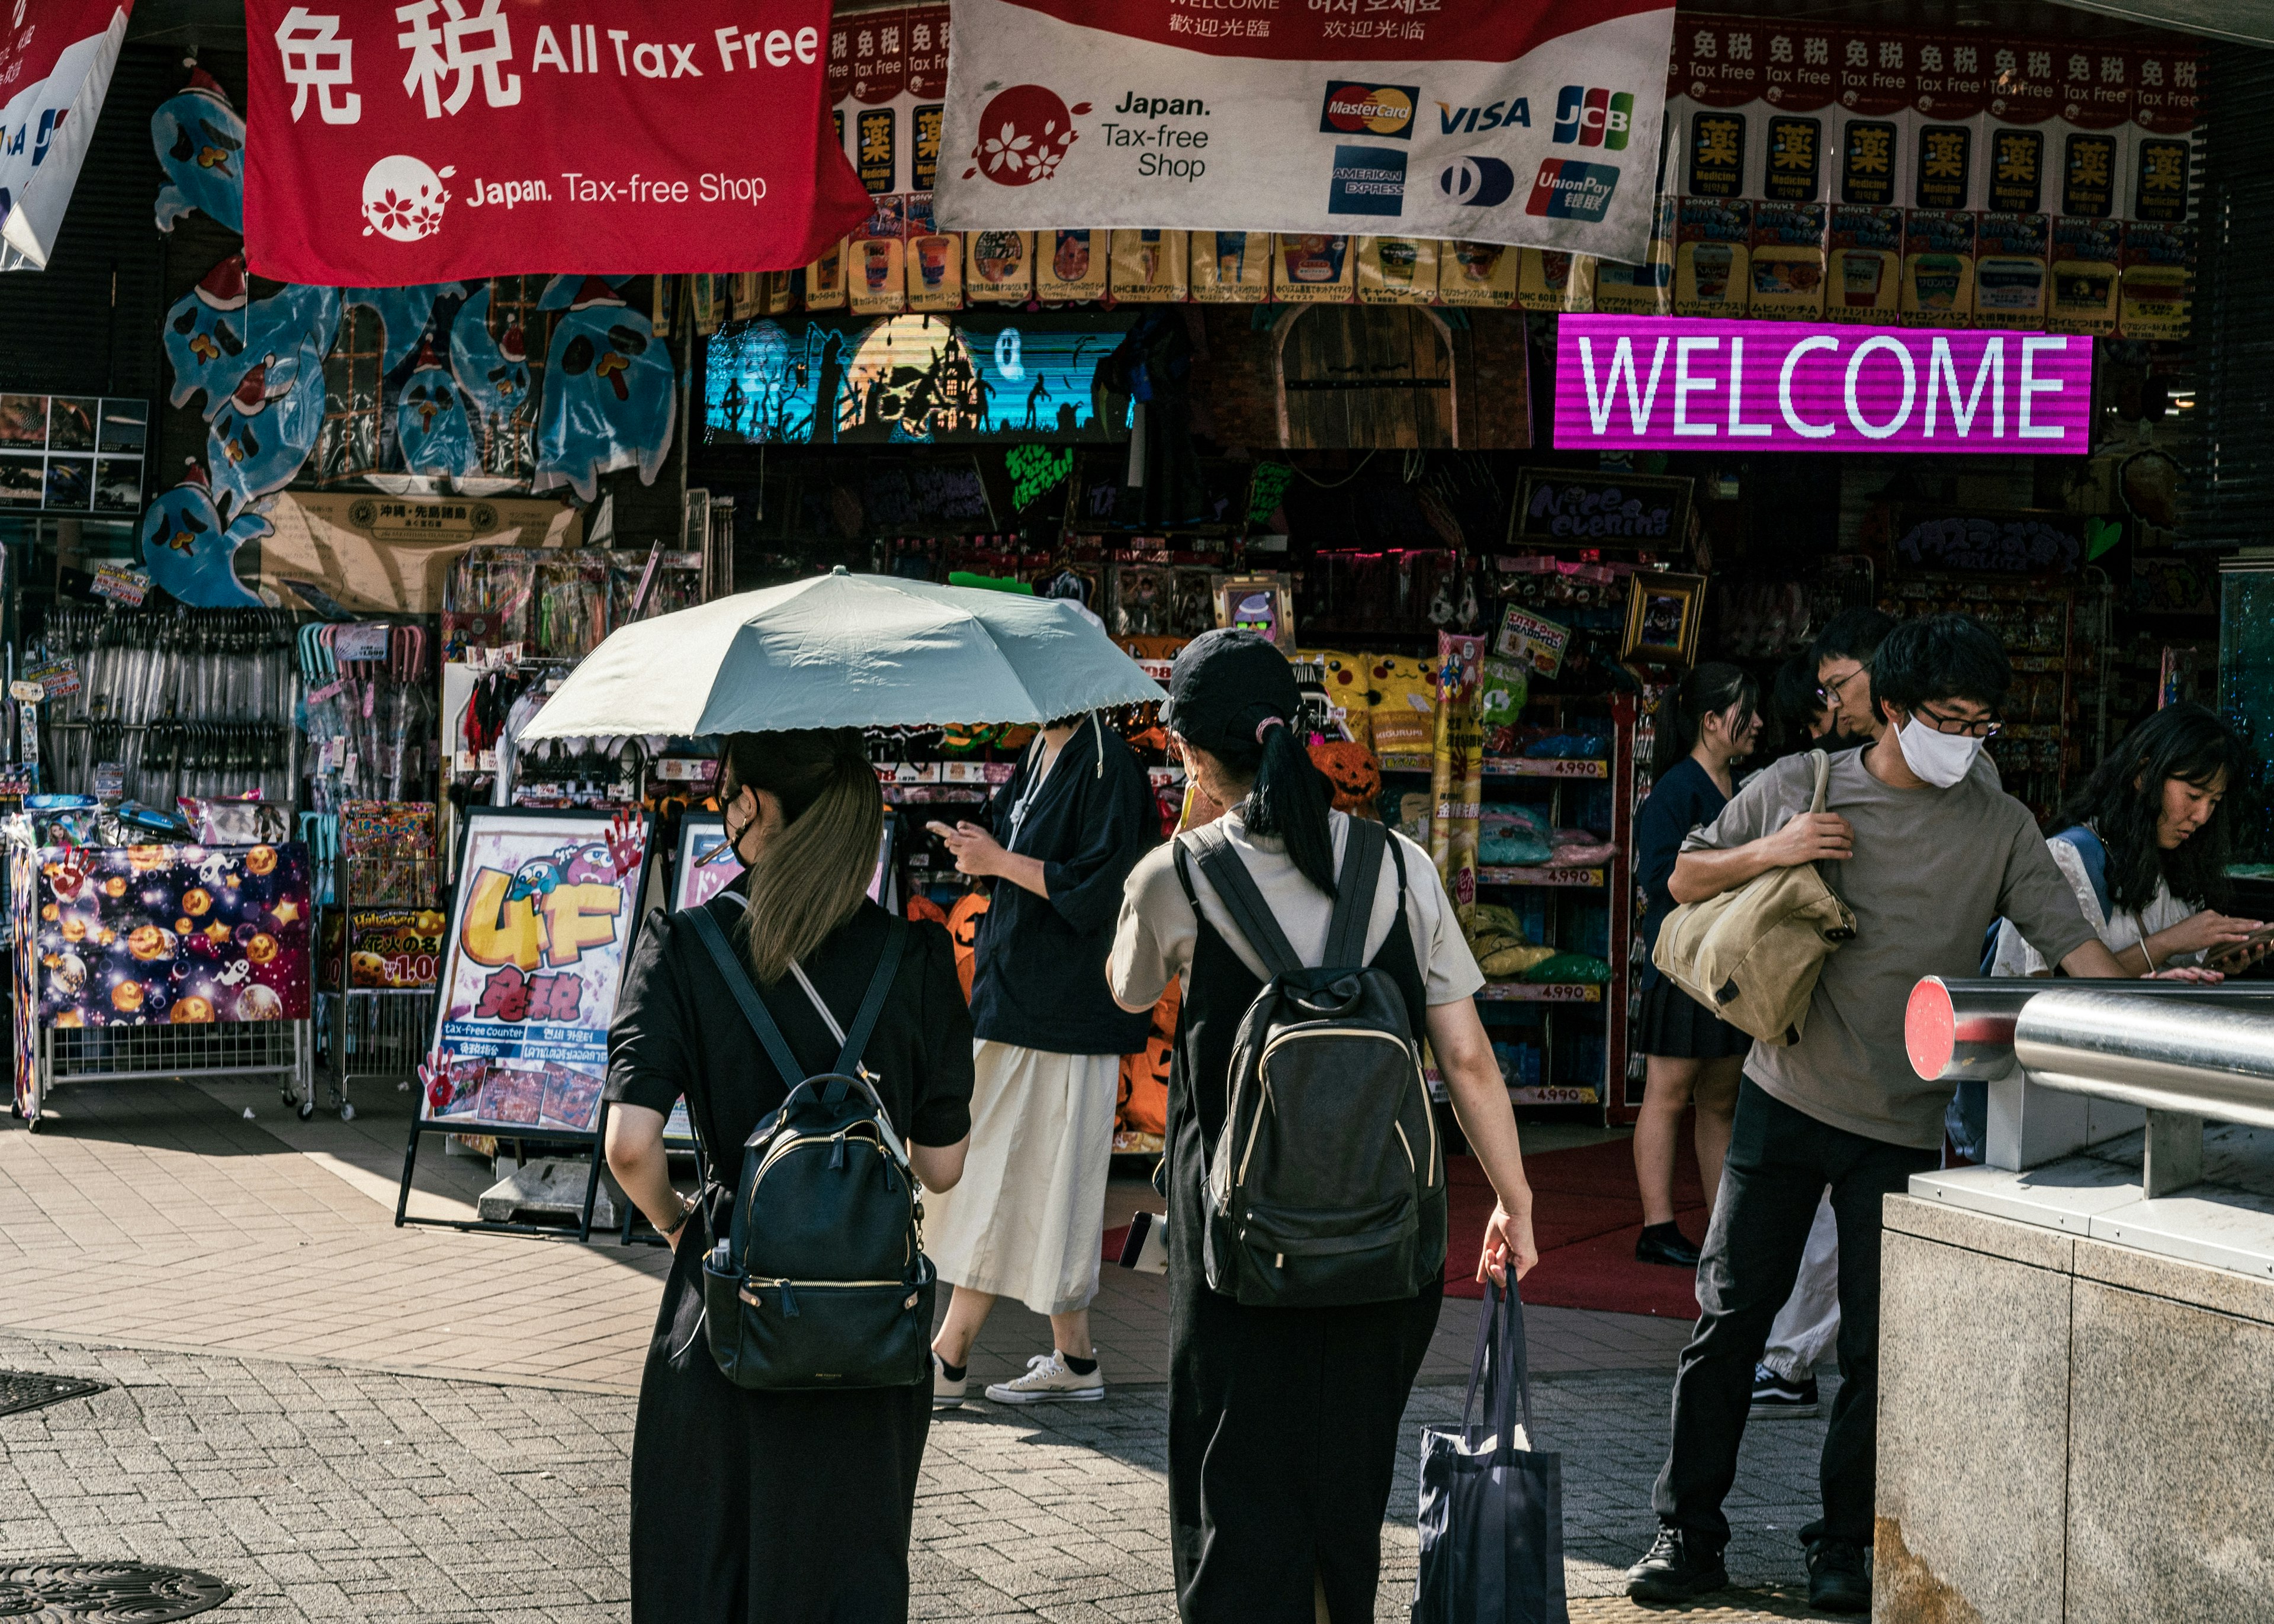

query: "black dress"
left=1165, top=863, right=1444, bottom=1624
left=606, top=890, right=975, bottom=1624
left=1633, top=756, right=1750, bottom=1061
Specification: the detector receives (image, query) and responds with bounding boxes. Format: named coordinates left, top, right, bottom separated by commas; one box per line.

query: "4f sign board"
left=1553, top=315, right=2092, bottom=454
left=937, top=0, right=1678, bottom=262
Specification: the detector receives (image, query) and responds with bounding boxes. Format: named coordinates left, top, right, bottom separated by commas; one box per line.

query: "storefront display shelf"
left=1476, top=982, right=1604, bottom=1003
left=1376, top=755, right=1608, bottom=779
left=1476, top=865, right=1605, bottom=889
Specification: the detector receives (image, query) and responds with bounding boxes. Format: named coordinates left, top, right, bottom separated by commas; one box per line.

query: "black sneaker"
left=1805, top=1535, right=1872, bottom=1614
left=1624, top=1524, right=1728, bottom=1602
left=1749, top=1362, right=1821, bottom=1418
left=1634, top=1222, right=1702, bottom=1268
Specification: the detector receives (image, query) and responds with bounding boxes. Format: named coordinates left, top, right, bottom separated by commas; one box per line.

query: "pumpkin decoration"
left=1119, top=1033, right=1173, bottom=1136
left=1308, top=739, right=1383, bottom=818
left=945, top=890, right=990, bottom=1003
left=904, top=896, right=948, bottom=929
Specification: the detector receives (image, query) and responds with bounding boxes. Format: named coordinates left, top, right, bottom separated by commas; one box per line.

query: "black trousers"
left=1650, top=1077, right=1938, bottom=1548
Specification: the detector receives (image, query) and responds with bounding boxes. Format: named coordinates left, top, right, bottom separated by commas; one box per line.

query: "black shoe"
left=1805, top=1536, right=1872, bottom=1614
left=1634, top=1221, right=1702, bottom=1268
left=1749, top=1362, right=1822, bottom=1418
left=1624, top=1524, right=1729, bottom=1602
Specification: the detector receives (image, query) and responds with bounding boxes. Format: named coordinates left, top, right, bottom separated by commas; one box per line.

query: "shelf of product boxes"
left=1475, top=865, right=1606, bottom=889
left=1377, top=755, right=1610, bottom=779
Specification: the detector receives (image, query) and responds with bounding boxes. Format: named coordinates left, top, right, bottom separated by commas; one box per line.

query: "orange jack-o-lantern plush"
left=1119, top=1033, right=1173, bottom=1136
left=945, top=890, right=990, bottom=1003
left=1308, top=740, right=1382, bottom=818
left=904, top=896, right=948, bottom=929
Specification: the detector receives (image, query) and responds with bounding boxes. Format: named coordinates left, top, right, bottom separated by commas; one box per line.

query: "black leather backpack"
left=1178, top=816, right=1447, bottom=1308
left=683, top=907, right=933, bottom=1391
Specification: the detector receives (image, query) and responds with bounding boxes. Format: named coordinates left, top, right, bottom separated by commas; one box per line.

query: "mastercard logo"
left=1320, top=81, right=1418, bottom=140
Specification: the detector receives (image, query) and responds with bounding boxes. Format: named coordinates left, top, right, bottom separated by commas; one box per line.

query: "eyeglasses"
left=1910, top=704, right=2003, bottom=739
left=1814, top=667, right=1870, bottom=708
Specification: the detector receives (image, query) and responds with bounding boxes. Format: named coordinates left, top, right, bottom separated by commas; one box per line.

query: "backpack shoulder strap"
left=2054, top=825, right=2113, bottom=922
left=1183, top=822, right=1305, bottom=979
left=1323, top=815, right=1385, bottom=969
left=682, top=904, right=806, bottom=1090
left=834, top=918, right=910, bottom=1077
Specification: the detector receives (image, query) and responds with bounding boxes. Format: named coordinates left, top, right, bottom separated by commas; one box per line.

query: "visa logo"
left=1434, top=95, right=1532, bottom=136
left=1552, top=86, right=1633, bottom=150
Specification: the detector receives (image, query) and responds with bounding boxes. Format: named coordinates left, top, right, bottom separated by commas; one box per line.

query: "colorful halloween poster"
left=423, top=810, right=648, bottom=1136
left=673, top=812, right=744, bottom=910
left=27, top=841, right=315, bottom=1029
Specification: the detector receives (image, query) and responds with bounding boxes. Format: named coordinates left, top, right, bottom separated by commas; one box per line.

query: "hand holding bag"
left=1650, top=748, right=1857, bottom=1046
left=1412, top=1279, right=1567, bottom=1624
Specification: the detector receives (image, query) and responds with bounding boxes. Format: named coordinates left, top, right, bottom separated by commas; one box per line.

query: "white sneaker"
left=984, top=1349, right=1106, bottom=1404
left=932, top=1353, right=968, bottom=1410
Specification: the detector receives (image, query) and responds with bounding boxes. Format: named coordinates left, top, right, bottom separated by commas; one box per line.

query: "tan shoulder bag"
left=1650, top=750, right=1857, bottom=1046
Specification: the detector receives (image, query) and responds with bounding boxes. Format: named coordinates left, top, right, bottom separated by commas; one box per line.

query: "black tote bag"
left=1411, top=1279, right=1568, bottom=1623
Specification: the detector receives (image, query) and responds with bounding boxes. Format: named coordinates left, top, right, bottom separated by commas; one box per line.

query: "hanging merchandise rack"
left=311, top=801, right=440, bottom=1123
left=33, top=604, right=301, bottom=804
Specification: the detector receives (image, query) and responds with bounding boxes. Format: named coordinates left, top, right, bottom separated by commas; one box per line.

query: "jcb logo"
left=1552, top=86, right=1632, bottom=150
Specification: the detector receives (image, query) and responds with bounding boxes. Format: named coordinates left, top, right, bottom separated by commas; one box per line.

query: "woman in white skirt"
left=929, top=713, right=1158, bottom=1406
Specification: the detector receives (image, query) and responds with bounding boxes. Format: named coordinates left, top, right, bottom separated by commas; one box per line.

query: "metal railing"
left=1906, top=977, right=2274, bottom=1197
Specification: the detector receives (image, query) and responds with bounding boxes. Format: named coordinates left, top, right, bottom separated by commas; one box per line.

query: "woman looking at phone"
left=1965, top=702, right=2262, bottom=1154
left=926, top=712, right=1158, bottom=1407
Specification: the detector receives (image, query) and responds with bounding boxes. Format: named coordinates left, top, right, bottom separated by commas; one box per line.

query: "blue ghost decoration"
left=163, top=259, right=339, bottom=429
left=140, top=462, right=268, bottom=608
left=152, top=67, right=244, bottom=233
left=449, top=286, right=534, bottom=465
left=395, top=336, right=479, bottom=480
left=207, top=339, right=331, bottom=525
left=343, top=283, right=466, bottom=373
left=535, top=277, right=676, bottom=503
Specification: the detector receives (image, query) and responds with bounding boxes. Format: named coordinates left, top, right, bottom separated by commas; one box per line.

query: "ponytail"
left=1650, top=662, right=1758, bottom=779
left=1207, top=718, right=1340, bottom=898
left=721, top=728, right=884, bottom=985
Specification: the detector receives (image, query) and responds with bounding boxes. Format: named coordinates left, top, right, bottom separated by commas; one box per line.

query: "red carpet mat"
left=1444, top=1136, right=1706, bottom=1319
left=1102, top=1135, right=1706, bottom=1320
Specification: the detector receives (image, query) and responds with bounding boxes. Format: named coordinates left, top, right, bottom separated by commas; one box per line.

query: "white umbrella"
left=517, top=567, right=1163, bottom=739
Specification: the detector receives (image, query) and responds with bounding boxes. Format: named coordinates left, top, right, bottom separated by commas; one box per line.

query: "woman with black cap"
left=1108, top=629, right=1541, bottom=1623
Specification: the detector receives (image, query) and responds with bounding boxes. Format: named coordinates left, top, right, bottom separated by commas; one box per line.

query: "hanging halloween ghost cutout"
left=162, top=255, right=252, bottom=414
left=152, top=67, right=244, bottom=233
left=448, top=285, right=534, bottom=480
left=140, top=461, right=268, bottom=607
left=395, top=335, right=479, bottom=481
left=206, top=327, right=332, bottom=525
left=535, top=276, right=677, bottom=503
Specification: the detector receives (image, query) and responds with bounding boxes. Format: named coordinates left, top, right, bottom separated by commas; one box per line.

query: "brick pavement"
left=0, top=1073, right=1829, bottom=1619
left=0, top=1330, right=1832, bottom=1622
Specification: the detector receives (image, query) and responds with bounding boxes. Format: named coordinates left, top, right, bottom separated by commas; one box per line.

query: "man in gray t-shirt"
left=1626, top=615, right=2144, bottom=1615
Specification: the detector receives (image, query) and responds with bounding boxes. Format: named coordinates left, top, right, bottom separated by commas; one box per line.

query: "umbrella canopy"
left=517, top=567, right=1164, bottom=740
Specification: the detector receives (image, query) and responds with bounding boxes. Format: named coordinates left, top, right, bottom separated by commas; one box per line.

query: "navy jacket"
left=1634, top=756, right=1729, bottom=992
left=969, top=717, right=1158, bottom=1054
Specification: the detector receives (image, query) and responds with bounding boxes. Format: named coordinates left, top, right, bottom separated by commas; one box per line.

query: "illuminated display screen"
left=704, top=313, right=1139, bottom=446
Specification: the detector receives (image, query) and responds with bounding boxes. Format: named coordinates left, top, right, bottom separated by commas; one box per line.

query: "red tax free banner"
left=243, top=0, right=868, bottom=284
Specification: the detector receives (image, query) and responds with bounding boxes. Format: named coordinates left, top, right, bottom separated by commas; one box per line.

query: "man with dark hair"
left=1812, top=607, right=1896, bottom=747
left=1626, top=613, right=2160, bottom=1613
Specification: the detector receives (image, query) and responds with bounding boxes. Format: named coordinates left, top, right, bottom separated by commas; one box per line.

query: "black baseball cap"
left=1161, top=628, right=1298, bottom=755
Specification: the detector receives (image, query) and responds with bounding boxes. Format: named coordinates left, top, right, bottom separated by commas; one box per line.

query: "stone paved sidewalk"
left=0, top=1329, right=1833, bottom=1622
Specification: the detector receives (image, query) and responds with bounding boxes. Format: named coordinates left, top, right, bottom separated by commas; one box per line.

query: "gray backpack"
left=1177, top=816, right=1447, bottom=1307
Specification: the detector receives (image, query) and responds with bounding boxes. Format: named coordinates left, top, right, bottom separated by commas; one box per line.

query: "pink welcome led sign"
left=1552, top=315, right=2092, bottom=454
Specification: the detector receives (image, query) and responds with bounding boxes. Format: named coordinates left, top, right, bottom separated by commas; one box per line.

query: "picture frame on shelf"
left=1620, top=571, right=1707, bottom=665
left=1213, top=572, right=1297, bottom=652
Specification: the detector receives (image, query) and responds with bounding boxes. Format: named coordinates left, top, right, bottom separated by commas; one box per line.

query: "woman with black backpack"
left=605, top=728, right=975, bottom=1623
left=1107, top=629, right=1541, bottom=1623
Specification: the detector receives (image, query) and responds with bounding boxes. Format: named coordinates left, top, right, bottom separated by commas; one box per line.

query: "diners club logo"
left=962, top=84, right=1090, bottom=186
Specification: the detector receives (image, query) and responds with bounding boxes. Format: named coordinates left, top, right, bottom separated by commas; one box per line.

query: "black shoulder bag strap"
left=1182, top=822, right=1305, bottom=979
left=1322, top=816, right=1386, bottom=969
left=683, top=905, right=804, bottom=1089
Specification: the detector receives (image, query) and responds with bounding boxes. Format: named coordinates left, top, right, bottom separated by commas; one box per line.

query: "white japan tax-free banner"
left=936, top=0, right=1678, bottom=261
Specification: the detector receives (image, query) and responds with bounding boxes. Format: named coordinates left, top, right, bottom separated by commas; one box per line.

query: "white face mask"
left=1894, top=715, right=1986, bottom=788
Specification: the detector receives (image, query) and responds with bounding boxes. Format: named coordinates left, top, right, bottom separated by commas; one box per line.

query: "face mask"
left=1894, top=716, right=1985, bottom=788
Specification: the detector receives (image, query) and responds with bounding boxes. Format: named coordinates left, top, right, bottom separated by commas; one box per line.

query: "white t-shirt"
left=1990, top=832, right=2201, bottom=976
left=1108, top=809, right=1484, bottom=1010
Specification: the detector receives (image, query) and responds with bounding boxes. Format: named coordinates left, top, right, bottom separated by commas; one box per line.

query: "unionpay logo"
left=1328, top=144, right=1408, bottom=216
left=1320, top=81, right=1418, bottom=140
left=1526, top=158, right=1619, bottom=221
left=1437, top=156, right=1516, bottom=208
left=1552, top=86, right=1634, bottom=150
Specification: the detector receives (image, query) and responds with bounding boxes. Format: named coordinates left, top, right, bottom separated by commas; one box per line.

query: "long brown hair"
left=721, top=729, right=882, bottom=984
